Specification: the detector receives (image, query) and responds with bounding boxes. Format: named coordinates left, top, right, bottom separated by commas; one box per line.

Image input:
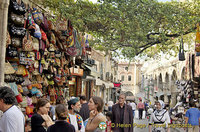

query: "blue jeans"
left=133, top=110, right=135, bottom=118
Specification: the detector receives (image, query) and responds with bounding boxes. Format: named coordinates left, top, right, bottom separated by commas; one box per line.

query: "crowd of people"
left=0, top=85, right=200, bottom=132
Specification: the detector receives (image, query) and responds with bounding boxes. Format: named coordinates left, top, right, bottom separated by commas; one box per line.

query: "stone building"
left=117, top=62, right=142, bottom=98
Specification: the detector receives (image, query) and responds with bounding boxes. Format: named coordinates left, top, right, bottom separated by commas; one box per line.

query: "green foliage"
left=41, top=0, right=200, bottom=59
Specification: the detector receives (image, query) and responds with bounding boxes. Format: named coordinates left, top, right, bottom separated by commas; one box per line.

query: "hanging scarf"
left=66, top=113, right=82, bottom=130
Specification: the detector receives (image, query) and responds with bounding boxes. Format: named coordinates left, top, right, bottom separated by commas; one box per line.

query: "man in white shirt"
left=129, top=101, right=136, bottom=118
left=0, top=86, right=25, bottom=132
left=67, top=97, right=85, bottom=132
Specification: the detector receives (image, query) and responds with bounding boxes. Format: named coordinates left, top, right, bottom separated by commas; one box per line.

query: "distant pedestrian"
left=185, top=101, right=200, bottom=132
left=0, top=86, right=25, bottom=132
left=111, top=93, right=133, bottom=132
left=86, top=96, right=106, bottom=132
left=104, top=103, right=109, bottom=114
left=47, top=104, right=75, bottom=132
left=149, top=100, right=170, bottom=132
left=129, top=100, right=136, bottom=118
left=50, top=96, right=65, bottom=121
left=107, top=100, right=113, bottom=111
left=79, top=95, right=90, bottom=122
left=67, top=97, right=85, bottom=132
left=137, top=97, right=145, bottom=119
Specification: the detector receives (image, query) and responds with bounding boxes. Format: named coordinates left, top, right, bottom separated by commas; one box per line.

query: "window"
left=128, top=75, right=131, bottom=81
left=125, top=67, right=128, bottom=71
left=121, top=75, right=124, bottom=81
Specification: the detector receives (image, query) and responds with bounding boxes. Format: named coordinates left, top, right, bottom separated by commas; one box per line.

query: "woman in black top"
left=31, top=98, right=54, bottom=132
left=47, top=104, right=75, bottom=132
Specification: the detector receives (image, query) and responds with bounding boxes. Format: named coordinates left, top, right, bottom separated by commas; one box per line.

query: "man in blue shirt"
left=185, top=101, right=200, bottom=132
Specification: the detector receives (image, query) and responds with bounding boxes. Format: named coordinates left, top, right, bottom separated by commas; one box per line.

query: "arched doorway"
left=125, top=91, right=134, bottom=96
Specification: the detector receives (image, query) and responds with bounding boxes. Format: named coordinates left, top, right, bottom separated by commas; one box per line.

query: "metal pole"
left=0, top=0, right=9, bottom=85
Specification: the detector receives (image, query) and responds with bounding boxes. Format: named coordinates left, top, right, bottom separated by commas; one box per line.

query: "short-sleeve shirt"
left=185, top=108, right=200, bottom=126
left=129, top=103, right=136, bottom=110
left=0, top=105, right=25, bottom=132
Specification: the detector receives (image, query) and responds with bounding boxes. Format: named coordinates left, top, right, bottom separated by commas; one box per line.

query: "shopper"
left=112, top=93, right=133, bottom=132
left=47, top=104, right=75, bottom=132
left=79, top=95, right=90, bottom=122
left=86, top=96, right=106, bottom=132
left=67, top=97, right=85, bottom=132
left=149, top=100, right=170, bottom=132
left=137, top=97, right=145, bottom=119
left=185, top=101, right=200, bottom=132
left=0, top=86, right=25, bottom=132
left=129, top=100, right=137, bottom=118
left=31, top=98, right=54, bottom=132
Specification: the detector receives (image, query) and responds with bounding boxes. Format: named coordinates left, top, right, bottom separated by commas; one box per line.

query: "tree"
left=41, top=0, right=200, bottom=59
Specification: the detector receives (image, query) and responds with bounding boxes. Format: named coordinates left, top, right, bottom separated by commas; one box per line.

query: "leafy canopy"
left=41, top=0, right=200, bottom=59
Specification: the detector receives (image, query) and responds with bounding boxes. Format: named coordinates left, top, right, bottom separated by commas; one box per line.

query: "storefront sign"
left=113, top=83, right=121, bottom=87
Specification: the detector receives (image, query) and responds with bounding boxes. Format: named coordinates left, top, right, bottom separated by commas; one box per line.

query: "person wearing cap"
left=137, top=97, right=145, bottom=120
left=149, top=100, right=171, bottom=132
left=67, top=97, right=85, bottom=132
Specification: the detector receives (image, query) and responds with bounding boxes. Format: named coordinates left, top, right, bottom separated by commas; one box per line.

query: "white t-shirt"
left=69, top=113, right=85, bottom=132
left=0, top=105, right=25, bottom=132
left=129, top=102, right=136, bottom=110
left=107, top=101, right=113, bottom=107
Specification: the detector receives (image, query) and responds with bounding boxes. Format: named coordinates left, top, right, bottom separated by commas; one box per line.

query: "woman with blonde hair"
left=86, top=96, right=106, bottom=132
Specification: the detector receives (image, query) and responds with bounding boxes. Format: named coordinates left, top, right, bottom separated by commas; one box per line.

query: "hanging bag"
left=22, top=31, right=33, bottom=51
left=178, top=37, right=185, bottom=61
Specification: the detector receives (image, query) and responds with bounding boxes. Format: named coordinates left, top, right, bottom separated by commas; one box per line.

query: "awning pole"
left=0, top=0, right=9, bottom=85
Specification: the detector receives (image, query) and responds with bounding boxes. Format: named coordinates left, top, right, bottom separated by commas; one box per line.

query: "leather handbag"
left=22, top=32, right=33, bottom=51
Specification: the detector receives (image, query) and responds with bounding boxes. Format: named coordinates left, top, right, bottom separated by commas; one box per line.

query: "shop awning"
left=126, top=96, right=135, bottom=101
left=85, top=65, right=100, bottom=77
left=95, top=78, right=114, bottom=88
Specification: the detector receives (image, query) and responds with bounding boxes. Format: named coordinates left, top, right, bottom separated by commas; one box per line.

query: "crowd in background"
left=0, top=86, right=200, bottom=132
